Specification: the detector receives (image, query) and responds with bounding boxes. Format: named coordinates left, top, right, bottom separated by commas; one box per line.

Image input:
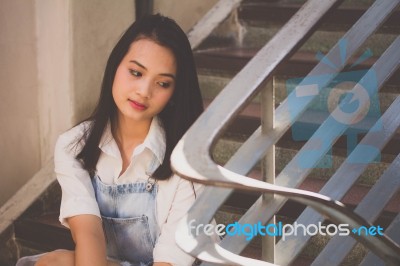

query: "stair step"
left=222, top=169, right=400, bottom=215
left=200, top=76, right=398, bottom=130
left=200, top=1, right=399, bottom=55
left=238, top=0, right=400, bottom=34
left=241, top=25, right=397, bottom=55
left=207, top=99, right=400, bottom=161
left=14, top=213, right=74, bottom=253
left=239, top=237, right=314, bottom=265
left=195, top=48, right=400, bottom=89
left=214, top=133, right=397, bottom=183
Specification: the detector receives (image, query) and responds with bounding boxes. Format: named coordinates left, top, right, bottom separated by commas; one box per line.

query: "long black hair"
left=75, top=14, right=203, bottom=180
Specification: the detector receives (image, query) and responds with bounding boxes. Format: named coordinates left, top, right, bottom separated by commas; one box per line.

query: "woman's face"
left=112, top=38, right=177, bottom=125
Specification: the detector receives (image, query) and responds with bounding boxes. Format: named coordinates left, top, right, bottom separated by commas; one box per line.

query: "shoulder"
left=55, top=121, right=92, bottom=157
left=58, top=121, right=92, bottom=142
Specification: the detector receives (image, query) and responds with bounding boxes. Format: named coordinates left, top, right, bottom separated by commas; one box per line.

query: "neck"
left=113, top=116, right=152, bottom=146
left=112, top=116, right=152, bottom=177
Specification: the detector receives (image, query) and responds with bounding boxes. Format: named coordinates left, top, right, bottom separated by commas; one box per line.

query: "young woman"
left=17, top=14, right=204, bottom=266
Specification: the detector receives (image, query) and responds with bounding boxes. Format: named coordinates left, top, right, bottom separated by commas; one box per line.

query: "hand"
left=153, top=262, right=172, bottom=266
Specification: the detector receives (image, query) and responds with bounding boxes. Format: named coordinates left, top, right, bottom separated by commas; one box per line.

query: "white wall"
left=0, top=0, right=135, bottom=207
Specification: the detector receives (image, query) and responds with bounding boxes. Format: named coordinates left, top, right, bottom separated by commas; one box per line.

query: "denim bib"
left=92, top=175, right=159, bottom=266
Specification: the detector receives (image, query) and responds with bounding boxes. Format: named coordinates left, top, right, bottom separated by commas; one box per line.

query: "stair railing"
left=172, top=0, right=400, bottom=265
left=187, top=0, right=242, bottom=49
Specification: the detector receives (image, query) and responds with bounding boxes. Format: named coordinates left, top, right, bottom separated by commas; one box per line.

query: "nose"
left=135, top=79, right=152, bottom=98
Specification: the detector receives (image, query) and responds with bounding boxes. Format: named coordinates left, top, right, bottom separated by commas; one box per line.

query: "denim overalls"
left=15, top=176, right=160, bottom=266
left=91, top=174, right=159, bottom=266
left=16, top=161, right=160, bottom=266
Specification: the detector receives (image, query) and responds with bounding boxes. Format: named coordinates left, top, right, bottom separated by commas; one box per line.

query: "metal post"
left=135, top=0, right=153, bottom=19
left=261, top=77, right=275, bottom=262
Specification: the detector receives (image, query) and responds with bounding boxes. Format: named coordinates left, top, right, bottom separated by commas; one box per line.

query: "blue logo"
left=286, top=38, right=382, bottom=168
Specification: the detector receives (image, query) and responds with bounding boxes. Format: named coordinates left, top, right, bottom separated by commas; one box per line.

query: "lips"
left=128, top=99, right=147, bottom=111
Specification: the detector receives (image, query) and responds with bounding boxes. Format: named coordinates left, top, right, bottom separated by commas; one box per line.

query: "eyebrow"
left=129, top=60, right=176, bottom=80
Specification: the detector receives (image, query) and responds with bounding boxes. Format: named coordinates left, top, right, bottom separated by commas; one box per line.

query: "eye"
left=129, top=69, right=142, bottom=77
left=157, top=81, right=171, bottom=88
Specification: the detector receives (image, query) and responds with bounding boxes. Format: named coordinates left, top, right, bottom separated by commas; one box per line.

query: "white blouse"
left=55, top=117, right=201, bottom=265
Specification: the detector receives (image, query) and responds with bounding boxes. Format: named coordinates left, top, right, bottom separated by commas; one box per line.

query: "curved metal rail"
left=172, top=0, right=400, bottom=265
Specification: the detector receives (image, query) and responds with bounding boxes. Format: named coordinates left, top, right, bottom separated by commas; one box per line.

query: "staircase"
left=172, top=1, right=400, bottom=265
left=1, top=0, right=399, bottom=265
left=193, top=0, right=400, bottom=264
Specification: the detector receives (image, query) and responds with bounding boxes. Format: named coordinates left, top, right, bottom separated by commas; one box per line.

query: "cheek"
left=112, top=68, right=127, bottom=96
left=111, top=84, right=120, bottom=104
left=163, top=89, right=175, bottom=104
left=112, top=78, right=128, bottom=102
left=155, top=90, right=175, bottom=109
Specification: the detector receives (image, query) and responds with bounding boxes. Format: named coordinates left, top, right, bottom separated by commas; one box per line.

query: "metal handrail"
left=312, top=151, right=400, bottom=265
left=207, top=0, right=400, bottom=261
left=172, top=0, right=400, bottom=265
left=187, top=0, right=242, bottom=49
left=173, top=38, right=400, bottom=265
left=276, top=95, right=400, bottom=264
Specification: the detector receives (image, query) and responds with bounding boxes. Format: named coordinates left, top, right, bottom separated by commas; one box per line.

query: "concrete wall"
left=35, top=0, right=74, bottom=168
left=72, top=0, right=136, bottom=123
left=0, top=0, right=135, bottom=207
left=0, top=0, right=41, bottom=206
left=154, top=0, right=219, bottom=32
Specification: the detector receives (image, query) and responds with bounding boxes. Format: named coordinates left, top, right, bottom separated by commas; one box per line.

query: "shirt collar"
left=98, top=117, right=166, bottom=164
left=141, top=116, right=166, bottom=164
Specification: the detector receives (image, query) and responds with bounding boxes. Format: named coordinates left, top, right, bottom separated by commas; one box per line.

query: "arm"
left=55, top=127, right=106, bottom=265
left=68, top=214, right=107, bottom=266
left=153, top=177, right=203, bottom=266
